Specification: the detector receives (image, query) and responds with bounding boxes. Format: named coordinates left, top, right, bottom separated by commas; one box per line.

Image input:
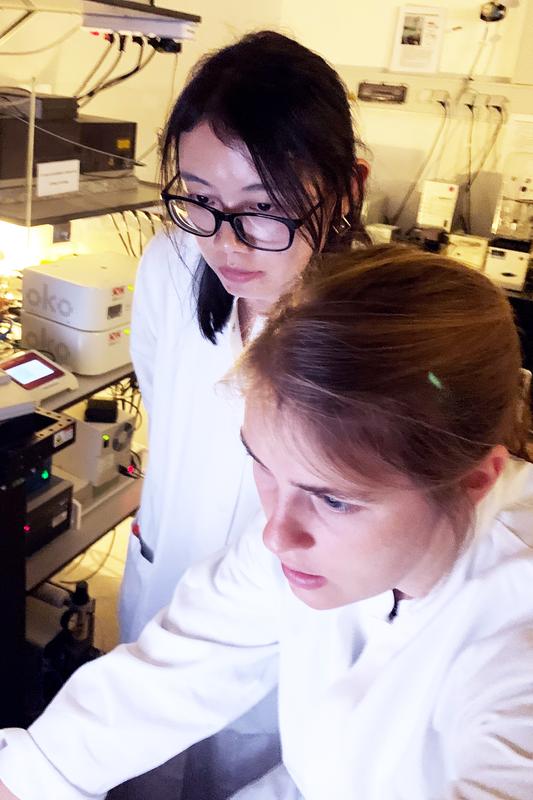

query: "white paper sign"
left=390, top=5, right=446, bottom=74
left=504, top=115, right=533, bottom=156
left=36, top=159, right=80, bottom=197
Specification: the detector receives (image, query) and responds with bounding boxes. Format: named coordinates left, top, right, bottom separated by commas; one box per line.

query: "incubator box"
left=21, top=311, right=132, bottom=376
left=22, top=253, right=138, bottom=332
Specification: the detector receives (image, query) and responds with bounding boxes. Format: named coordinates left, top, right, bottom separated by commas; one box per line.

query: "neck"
left=238, top=298, right=268, bottom=343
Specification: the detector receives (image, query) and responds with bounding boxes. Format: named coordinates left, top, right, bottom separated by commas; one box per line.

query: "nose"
left=214, top=219, right=250, bottom=253
left=262, top=503, right=314, bottom=558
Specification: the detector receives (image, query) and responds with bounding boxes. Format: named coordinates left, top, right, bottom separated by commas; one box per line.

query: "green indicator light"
left=41, top=469, right=49, bottom=480
left=102, top=434, right=110, bottom=442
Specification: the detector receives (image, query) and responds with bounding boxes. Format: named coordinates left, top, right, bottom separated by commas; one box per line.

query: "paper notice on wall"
left=390, top=6, right=446, bottom=74
left=504, top=115, right=533, bottom=156
left=36, top=160, right=80, bottom=197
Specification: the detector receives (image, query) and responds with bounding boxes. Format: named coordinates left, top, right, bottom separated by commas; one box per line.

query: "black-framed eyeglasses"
left=161, top=187, right=310, bottom=252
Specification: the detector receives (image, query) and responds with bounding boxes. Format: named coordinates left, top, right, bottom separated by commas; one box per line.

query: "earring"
left=332, top=214, right=350, bottom=235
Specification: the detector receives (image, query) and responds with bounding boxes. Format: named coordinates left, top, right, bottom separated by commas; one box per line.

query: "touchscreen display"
left=5, top=359, right=54, bottom=386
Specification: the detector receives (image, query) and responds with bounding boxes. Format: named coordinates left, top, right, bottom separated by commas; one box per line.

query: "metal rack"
left=0, top=364, right=142, bottom=726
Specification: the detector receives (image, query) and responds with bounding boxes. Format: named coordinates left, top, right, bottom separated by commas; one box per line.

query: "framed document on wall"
left=390, top=5, right=446, bottom=74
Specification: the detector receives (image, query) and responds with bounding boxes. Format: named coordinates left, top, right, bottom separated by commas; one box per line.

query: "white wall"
left=0, top=1, right=282, bottom=266
left=279, top=0, right=529, bottom=79
left=0, top=1, right=530, bottom=242
left=0, top=1, right=282, bottom=183
left=279, top=0, right=532, bottom=235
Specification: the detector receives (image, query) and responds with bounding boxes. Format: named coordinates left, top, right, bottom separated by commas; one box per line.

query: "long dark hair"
left=161, top=30, right=367, bottom=343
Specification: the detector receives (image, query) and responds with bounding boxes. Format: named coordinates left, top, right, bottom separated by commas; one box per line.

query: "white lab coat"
left=119, top=230, right=279, bottom=797
left=121, top=230, right=262, bottom=644
left=1, top=457, right=533, bottom=799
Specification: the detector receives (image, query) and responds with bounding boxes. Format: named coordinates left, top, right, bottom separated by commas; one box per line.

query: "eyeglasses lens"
left=168, top=199, right=292, bottom=251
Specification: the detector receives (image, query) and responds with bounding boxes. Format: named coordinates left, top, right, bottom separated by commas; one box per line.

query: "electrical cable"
left=110, top=377, right=143, bottom=430
left=0, top=314, right=13, bottom=341
left=58, top=528, right=117, bottom=585
left=136, top=50, right=180, bottom=163
left=471, top=105, right=505, bottom=187
left=0, top=97, right=32, bottom=113
left=95, top=38, right=146, bottom=92
left=78, top=38, right=156, bottom=108
left=465, top=22, right=490, bottom=83
left=461, top=103, right=476, bottom=234
left=0, top=104, right=143, bottom=166
left=120, top=211, right=136, bottom=257
left=110, top=214, right=134, bottom=256
left=76, top=34, right=126, bottom=105
left=74, top=34, right=116, bottom=97
left=166, top=51, right=180, bottom=116
left=0, top=9, right=34, bottom=47
left=78, top=36, right=134, bottom=104
left=0, top=25, right=78, bottom=56
left=128, top=450, right=144, bottom=477
left=134, top=209, right=144, bottom=255
left=54, top=552, right=86, bottom=578
left=140, top=210, right=157, bottom=238
left=390, top=100, right=449, bottom=226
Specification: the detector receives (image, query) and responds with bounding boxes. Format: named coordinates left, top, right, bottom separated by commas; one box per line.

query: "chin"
left=290, top=585, right=344, bottom=611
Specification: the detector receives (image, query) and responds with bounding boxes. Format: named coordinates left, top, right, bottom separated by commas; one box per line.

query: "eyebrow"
left=240, top=430, right=373, bottom=502
left=180, top=171, right=266, bottom=193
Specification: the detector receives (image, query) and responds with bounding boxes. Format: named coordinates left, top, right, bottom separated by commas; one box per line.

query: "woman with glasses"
left=2, top=246, right=532, bottom=800
left=117, top=29, right=368, bottom=799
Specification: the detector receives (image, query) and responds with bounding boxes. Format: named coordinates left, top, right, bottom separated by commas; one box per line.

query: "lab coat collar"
left=354, top=459, right=533, bottom=639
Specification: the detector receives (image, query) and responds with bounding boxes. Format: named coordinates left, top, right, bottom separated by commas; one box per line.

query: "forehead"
left=178, top=121, right=261, bottom=188
left=243, top=395, right=414, bottom=499
left=242, top=398, right=357, bottom=491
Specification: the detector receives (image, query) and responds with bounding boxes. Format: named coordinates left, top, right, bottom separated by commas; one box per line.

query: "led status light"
left=102, top=434, right=110, bottom=441
left=127, top=465, right=135, bottom=475
left=23, top=525, right=31, bottom=533
left=41, top=469, right=49, bottom=480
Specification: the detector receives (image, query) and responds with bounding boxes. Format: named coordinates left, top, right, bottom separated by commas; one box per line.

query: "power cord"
left=57, top=528, right=118, bottom=585
left=74, top=33, right=116, bottom=97
left=0, top=25, right=78, bottom=56
left=77, top=34, right=127, bottom=106
left=119, top=451, right=144, bottom=479
left=390, top=99, right=449, bottom=227
left=471, top=103, right=505, bottom=187
left=0, top=101, right=143, bottom=167
left=78, top=37, right=157, bottom=108
left=110, top=213, right=134, bottom=256
left=460, top=97, right=476, bottom=233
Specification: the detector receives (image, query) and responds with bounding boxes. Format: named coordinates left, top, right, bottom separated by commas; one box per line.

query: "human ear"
left=342, top=159, right=370, bottom=216
left=460, top=445, right=509, bottom=505
left=355, top=158, right=370, bottom=190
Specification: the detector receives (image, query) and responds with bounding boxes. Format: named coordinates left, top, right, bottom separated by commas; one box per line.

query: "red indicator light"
left=23, top=525, right=30, bottom=532
left=127, top=465, right=135, bottom=475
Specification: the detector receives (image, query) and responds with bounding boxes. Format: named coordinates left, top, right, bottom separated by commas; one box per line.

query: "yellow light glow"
left=0, top=221, right=81, bottom=276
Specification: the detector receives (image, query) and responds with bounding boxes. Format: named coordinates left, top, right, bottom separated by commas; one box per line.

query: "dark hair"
left=161, top=30, right=367, bottom=343
left=240, top=245, right=529, bottom=535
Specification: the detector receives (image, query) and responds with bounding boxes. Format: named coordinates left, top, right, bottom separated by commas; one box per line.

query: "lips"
left=218, top=266, right=263, bottom=284
left=281, top=563, right=327, bottom=590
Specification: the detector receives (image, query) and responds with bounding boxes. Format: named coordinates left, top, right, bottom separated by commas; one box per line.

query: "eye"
left=256, top=202, right=272, bottom=213
left=319, top=494, right=359, bottom=514
left=194, top=194, right=211, bottom=205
